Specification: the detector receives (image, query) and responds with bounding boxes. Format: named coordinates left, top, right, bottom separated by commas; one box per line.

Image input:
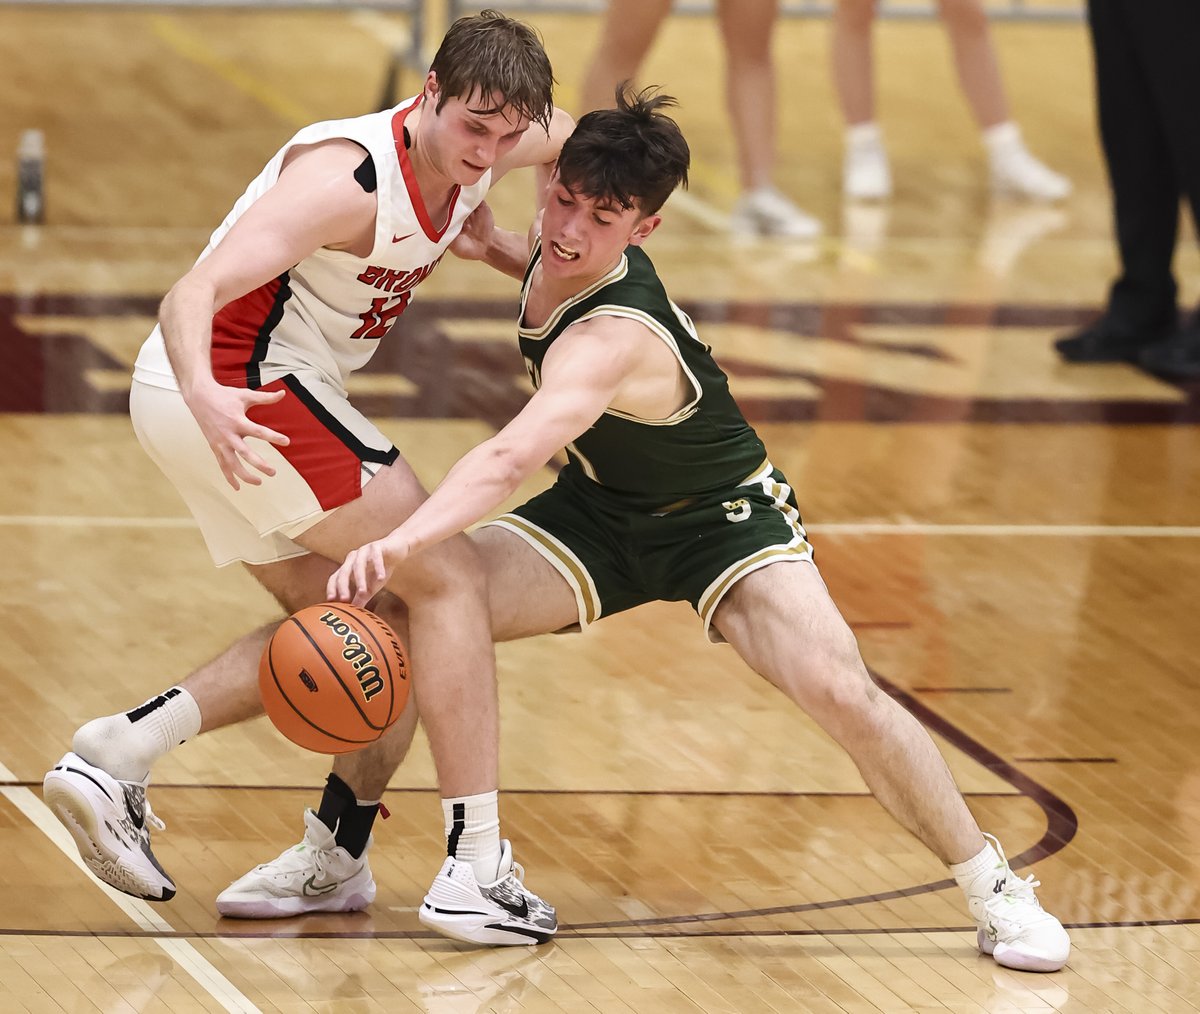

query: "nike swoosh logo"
left=392, top=232, right=416, bottom=244
left=121, top=784, right=145, bottom=830
left=494, top=894, right=529, bottom=920
left=302, top=876, right=339, bottom=897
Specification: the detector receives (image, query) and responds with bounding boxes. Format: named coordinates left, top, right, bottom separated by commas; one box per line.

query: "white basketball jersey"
left=133, top=94, right=489, bottom=392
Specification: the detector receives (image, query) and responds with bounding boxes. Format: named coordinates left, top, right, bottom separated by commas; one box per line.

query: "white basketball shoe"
left=43, top=751, right=175, bottom=901
left=420, top=839, right=557, bottom=946
left=216, top=808, right=375, bottom=918
left=729, top=187, right=823, bottom=240
left=971, top=834, right=1071, bottom=972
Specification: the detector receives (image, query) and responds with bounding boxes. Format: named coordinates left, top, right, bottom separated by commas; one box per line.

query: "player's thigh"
left=296, top=455, right=485, bottom=600
left=244, top=554, right=339, bottom=614
left=712, top=560, right=873, bottom=713
left=471, top=526, right=581, bottom=642
left=594, top=0, right=671, bottom=67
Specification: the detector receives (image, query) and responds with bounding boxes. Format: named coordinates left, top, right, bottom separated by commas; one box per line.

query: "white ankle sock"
left=950, top=837, right=1005, bottom=903
left=846, top=121, right=883, bottom=150
left=72, top=686, right=202, bottom=782
left=982, top=121, right=1023, bottom=159
left=442, top=790, right=502, bottom=882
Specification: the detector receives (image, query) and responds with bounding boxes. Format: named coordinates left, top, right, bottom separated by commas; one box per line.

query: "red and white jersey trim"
left=134, top=94, right=489, bottom=393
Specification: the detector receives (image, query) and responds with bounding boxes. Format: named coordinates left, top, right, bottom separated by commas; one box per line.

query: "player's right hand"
left=185, top=381, right=291, bottom=490
left=327, top=534, right=411, bottom=606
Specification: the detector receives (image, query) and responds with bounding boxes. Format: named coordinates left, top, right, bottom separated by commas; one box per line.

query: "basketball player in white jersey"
left=42, top=10, right=570, bottom=946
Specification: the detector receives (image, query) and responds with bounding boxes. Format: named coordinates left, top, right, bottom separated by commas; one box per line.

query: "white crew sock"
left=846, top=121, right=884, bottom=151
left=950, top=836, right=1006, bottom=906
left=71, top=686, right=202, bottom=782
left=442, top=790, right=503, bottom=883
left=982, top=121, right=1023, bottom=160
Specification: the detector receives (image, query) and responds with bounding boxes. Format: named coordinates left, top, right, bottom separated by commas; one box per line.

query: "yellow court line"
left=149, top=14, right=311, bottom=127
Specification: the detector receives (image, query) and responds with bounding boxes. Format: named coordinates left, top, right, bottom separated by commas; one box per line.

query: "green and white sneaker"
left=217, top=809, right=375, bottom=918
left=972, top=834, right=1070, bottom=972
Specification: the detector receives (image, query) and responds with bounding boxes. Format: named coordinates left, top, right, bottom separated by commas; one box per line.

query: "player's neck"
left=404, top=105, right=458, bottom=210
left=535, top=254, right=623, bottom=307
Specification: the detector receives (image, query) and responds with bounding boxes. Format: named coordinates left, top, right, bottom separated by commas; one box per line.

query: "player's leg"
left=831, top=0, right=892, bottom=199
left=936, top=0, right=1070, bottom=200
left=717, top=0, right=821, bottom=238
left=712, top=562, right=1070, bottom=972
left=43, top=551, right=344, bottom=903
left=579, top=0, right=672, bottom=113
left=218, top=496, right=603, bottom=928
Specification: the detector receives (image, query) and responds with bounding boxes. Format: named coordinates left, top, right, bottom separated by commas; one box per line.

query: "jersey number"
left=723, top=499, right=751, bottom=523
left=351, top=293, right=411, bottom=339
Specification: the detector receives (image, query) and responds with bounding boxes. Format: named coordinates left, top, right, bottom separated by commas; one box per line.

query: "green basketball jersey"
left=518, top=243, right=768, bottom=510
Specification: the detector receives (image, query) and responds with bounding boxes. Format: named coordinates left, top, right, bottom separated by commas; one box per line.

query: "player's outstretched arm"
left=448, top=202, right=533, bottom=280
left=160, top=140, right=377, bottom=489
left=328, top=323, right=640, bottom=605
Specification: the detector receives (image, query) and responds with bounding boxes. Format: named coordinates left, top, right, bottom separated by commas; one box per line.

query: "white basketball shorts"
left=130, top=373, right=398, bottom=567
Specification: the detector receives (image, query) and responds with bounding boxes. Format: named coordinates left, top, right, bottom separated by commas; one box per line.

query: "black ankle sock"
left=316, top=773, right=379, bottom=860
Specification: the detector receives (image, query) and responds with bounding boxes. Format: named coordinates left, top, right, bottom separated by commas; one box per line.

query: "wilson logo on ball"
left=318, top=610, right=384, bottom=702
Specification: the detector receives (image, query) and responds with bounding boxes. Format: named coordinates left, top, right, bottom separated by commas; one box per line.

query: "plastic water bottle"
left=16, top=129, right=45, bottom=224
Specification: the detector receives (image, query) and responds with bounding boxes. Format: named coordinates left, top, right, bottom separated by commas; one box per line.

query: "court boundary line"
left=0, top=761, right=260, bottom=1013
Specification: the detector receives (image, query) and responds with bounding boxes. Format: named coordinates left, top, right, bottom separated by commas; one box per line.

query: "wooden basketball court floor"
left=1, top=4, right=1199, bottom=1011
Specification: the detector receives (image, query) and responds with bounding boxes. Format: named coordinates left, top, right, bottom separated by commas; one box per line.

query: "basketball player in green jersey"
left=232, top=86, right=1070, bottom=972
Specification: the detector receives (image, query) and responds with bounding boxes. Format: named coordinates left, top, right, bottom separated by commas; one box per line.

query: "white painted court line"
left=809, top=523, right=1200, bottom=538
left=0, top=515, right=196, bottom=528
left=0, top=761, right=260, bottom=1013
left=1, top=515, right=1198, bottom=539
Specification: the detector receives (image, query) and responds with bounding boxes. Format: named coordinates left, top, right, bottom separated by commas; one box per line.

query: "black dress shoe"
left=1054, top=318, right=1169, bottom=363
left=1139, top=329, right=1200, bottom=380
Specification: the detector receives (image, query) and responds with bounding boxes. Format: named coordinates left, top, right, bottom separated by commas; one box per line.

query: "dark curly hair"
left=557, top=84, right=690, bottom=215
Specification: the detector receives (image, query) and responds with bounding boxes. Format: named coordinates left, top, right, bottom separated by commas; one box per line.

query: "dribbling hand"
left=187, top=381, right=290, bottom=490
left=327, top=535, right=410, bottom=606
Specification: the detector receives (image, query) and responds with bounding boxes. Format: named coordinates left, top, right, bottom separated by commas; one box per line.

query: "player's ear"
left=423, top=71, right=439, bottom=105
left=627, top=213, right=662, bottom=247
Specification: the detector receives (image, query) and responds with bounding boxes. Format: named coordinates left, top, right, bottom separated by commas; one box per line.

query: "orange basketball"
left=259, top=603, right=409, bottom=754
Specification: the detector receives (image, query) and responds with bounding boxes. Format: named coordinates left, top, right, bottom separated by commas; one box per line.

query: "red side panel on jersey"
left=247, top=378, right=363, bottom=511
left=211, top=274, right=291, bottom=388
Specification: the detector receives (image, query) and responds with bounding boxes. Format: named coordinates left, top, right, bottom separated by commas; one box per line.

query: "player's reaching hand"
left=185, top=380, right=290, bottom=490
left=449, top=201, right=495, bottom=262
left=327, top=532, right=413, bottom=606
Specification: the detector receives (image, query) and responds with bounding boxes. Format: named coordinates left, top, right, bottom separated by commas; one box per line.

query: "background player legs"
left=713, top=561, right=983, bottom=863
left=936, top=0, right=1008, bottom=130
left=579, top=0, right=672, bottom=113
left=716, top=0, right=781, bottom=194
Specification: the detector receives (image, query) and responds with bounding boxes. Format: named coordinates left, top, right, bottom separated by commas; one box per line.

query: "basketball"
left=259, top=603, right=409, bottom=754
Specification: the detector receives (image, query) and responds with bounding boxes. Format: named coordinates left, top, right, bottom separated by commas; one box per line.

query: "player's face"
left=424, top=81, right=531, bottom=185
left=539, top=179, right=660, bottom=282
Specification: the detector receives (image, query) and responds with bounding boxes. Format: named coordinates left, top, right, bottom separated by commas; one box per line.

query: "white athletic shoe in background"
left=729, top=187, right=823, bottom=240
left=216, top=808, right=375, bottom=918
left=420, top=839, right=557, bottom=946
left=985, top=122, right=1071, bottom=202
left=971, top=834, right=1071, bottom=972
left=43, top=751, right=175, bottom=901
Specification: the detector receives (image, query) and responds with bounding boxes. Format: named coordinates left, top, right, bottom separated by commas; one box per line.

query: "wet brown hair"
left=557, top=84, right=690, bottom=216
left=428, top=9, right=555, bottom=129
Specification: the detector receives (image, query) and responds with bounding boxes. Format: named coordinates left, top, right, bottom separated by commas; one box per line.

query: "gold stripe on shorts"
left=493, top=514, right=601, bottom=625
left=697, top=541, right=813, bottom=624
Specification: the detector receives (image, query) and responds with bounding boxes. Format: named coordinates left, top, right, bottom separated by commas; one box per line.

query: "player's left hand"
left=448, top=202, right=495, bottom=261
left=327, top=533, right=412, bottom=606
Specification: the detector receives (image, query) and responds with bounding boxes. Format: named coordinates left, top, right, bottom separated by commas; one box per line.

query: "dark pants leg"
left=1088, top=0, right=1181, bottom=331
